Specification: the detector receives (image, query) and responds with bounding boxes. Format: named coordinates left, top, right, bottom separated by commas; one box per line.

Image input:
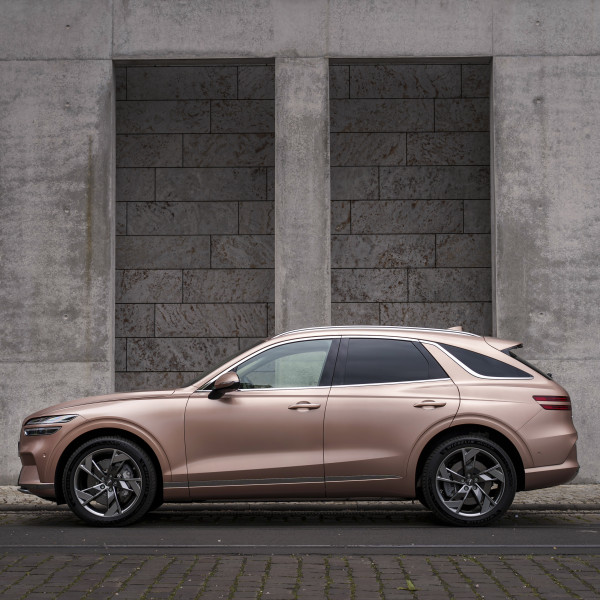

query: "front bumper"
left=17, top=481, right=56, bottom=501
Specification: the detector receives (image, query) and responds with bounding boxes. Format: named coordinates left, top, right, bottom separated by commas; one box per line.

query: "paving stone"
left=126, top=202, right=237, bottom=235
left=350, top=64, right=461, bottom=98
left=407, top=132, right=489, bottom=165
left=183, top=269, right=274, bottom=303
left=238, top=65, right=274, bottom=99
left=115, top=67, right=127, bottom=100
left=115, top=337, right=127, bottom=371
left=464, top=199, right=491, bottom=233
left=332, top=234, right=434, bottom=268
left=331, top=167, right=378, bottom=200
left=116, top=168, right=155, bottom=202
left=239, top=202, right=274, bottom=234
left=183, top=133, right=274, bottom=167
left=331, top=99, right=433, bottom=132
left=462, top=64, right=491, bottom=98
left=157, top=168, right=266, bottom=201
left=116, top=134, right=182, bottom=167
left=115, top=303, right=155, bottom=337
left=332, top=302, right=380, bottom=325
left=330, top=65, right=350, bottom=98
left=116, top=202, right=127, bottom=235
left=155, top=303, right=268, bottom=337
left=126, top=66, right=237, bottom=100
left=116, top=270, right=182, bottom=303
left=116, top=235, right=211, bottom=269
left=127, top=337, right=240, bottom=372
left=211, top=100, right=274, bottom=133
left=351, top=200, right=463, bottom=234
left=380, top=166, right=490, bottom=199
left=380, top=301, right=493, bottom=335
left=332, top=269, right=408, bottom=302
left=408, top=267, right=491, bottom=302
left=331, top=133, right=406, bottom=166
left=116, top=100, right=210, bottom=134
left=435, top=98, right=490, bottom=131
left=211, top=235, right=274, bottom=268
left=436, top=234, right=491, bottom=267
left=332, top=201, right=351, bottom=234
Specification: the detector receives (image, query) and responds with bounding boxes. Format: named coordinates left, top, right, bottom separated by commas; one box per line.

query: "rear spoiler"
left=484, top=337, right=523, bottom=352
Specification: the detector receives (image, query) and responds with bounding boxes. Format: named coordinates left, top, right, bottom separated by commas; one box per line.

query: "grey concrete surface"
left=275, top=58, right=331, bottom=333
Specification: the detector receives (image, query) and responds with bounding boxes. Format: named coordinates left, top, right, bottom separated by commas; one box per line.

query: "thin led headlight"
left=24, top=427, right=61, bottom=436
left=25, top=414, right=78, bottom=426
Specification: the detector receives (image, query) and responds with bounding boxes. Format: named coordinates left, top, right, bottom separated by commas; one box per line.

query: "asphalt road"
left=1, top=505, right=599, bottom=555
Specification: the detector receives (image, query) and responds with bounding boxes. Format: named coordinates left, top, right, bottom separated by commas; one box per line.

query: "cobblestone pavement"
left=0, top=552, right=599, bottom=599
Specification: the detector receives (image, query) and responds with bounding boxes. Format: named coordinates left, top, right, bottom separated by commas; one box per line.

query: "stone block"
left=116, top=203, right=127, bottom=235
left=116, top=168, right=154, bottom=202
left=238, top=65, right=274, bottom=99
left=331, top=133, right=406, bottom=166
left=332, top=303, right=380, bottom=326
left=115, top=67, right=127, bottom=100
left=157, top=168, right=266, bottom=201
left=115, top=304, right=155, bottom=337
left=380, top=301, right=492, bottom=336
left=331, top=167, right=378, bottom=200
left=380, top=166, right=490, bottom=199
left=155, top=303, right=268, bottom=337
left=435, top=99, right=489, bottom=131
left=116, top=270, right=182, bottom=303
left=350, top=64, right=461, bottom=98
left=116, top=235, right=211, bottom=269
left=331, top=201, right=351, bottom=234
left=464, top=200, right=490, bottom=233
left=127, top=201, right=237, bottom=236
left=332, top=269, right=408, bottom=303
left=116, top=100, right=210, bottom=134
left=268, top=302, right=275, bottom=337
left=239, top=338, right=267, bottom=352
left=239, top=202, right=274, bottom=234
left=462, top=65, right=491, bottom=97
left=183, top=269, right=274, bottom=303
left=351, top=200, right=463, bottom=234
left=183, top=133, right=274, bottom=167
left=407, top=133, right=489, bottom=166
left=127, top=337, right=239, bottom=372
left=331, top=99, right=433, bottom=132
left=408, top=268, right=491, bottom=302
left=332, top=235, right=434, bottom=268
left=211, top=100, right=274, bottom=133
left=126, top=66, right=237, bottom=100
left=436, top=234, right=491, bottom=267
left=116, top=134, right=182, bottom=167
left=116, top=371, right=204, bottom=392
left=330, top=65, right=349, bottom=98
left=267, top=167, right=274, bottom=200
left=211, top=235, right=274, bottom=268
left=115, top=338, right=127, bottom=371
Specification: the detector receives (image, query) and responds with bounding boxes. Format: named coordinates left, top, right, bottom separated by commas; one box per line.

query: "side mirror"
left=208, top=371, right=240, bottom=399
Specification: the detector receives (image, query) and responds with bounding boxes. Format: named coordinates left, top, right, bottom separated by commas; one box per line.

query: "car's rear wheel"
left=422, top=435, right=516, bottom=526
left=62, top=436, right=157, bottom=526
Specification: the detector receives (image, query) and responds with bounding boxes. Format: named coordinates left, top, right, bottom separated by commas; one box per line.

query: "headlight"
left=24, top=427, right=61, bottom=436
left=25, top=414, right=78, bottom=426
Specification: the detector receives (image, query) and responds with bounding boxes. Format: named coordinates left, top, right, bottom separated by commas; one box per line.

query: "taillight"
left=533, top=395, right=571, bottom=410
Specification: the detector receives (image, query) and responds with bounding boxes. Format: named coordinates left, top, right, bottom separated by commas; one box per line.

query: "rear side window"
left=439, top=343, right=532, bottom=379
left=342, top=338, right=446, bottom=385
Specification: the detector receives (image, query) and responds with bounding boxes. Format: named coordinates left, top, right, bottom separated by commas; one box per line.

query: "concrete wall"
left=1, top=0, right=599, bottom=483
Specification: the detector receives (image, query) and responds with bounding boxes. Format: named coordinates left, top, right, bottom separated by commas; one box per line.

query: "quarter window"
left=439, top=343, right=532, bottom=378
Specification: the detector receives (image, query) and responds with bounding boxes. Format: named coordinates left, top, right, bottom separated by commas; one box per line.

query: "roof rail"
left=272, top=325, right=479, bottom=338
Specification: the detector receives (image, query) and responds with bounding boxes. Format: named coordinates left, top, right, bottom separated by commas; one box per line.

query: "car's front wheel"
left=421, top=434, right=517, bottom=526
left=62, top=436, right=157, bottom=526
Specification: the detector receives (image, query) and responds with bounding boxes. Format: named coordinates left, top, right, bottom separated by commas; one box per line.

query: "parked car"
left=18, top=326, right=578, bottom=527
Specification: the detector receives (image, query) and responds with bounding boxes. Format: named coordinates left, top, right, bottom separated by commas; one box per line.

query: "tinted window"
left=440, top=344, right=531, bottom=378
left=235, top=339, right=333, bottom=389
left=508, top=350, right=551, bottom=379
left=343, top=338, right=433, bottom=385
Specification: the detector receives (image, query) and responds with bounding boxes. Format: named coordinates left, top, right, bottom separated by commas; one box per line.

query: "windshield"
left=507, top=350, right=552, bottom=380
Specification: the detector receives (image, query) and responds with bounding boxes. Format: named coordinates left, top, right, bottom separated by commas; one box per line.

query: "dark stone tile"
left=331, top=167, right=378, bottom=200
left=116, top=270, right=182, bottom=303
left=408, top=267, right=491, bottom=302
left=115, top=337, right=126, bottom=371
left=116, top=100, right=209, bottom=134
left=462, top=65, right=491, bottom=98
left=115, top=304, right=155, bottom=337
left=464, top=200, right=490, bottom=233
left=116, top=235, right=211, bottom=269
left=238, top=65, right=274, bottom=99
left=116, top=134, right=182, bottom=167
left=211, top=235, right=274, bottom=268
left=331, top=133, right=406, bottom=166
left=331, top=201, right=351, bottom=234
left=436, top=234, right=491, bottom=267
left=332, top=269, right=408, bottom=302
left=116, top=203, right=127, bottom=235
left=332, top=303, right=380, bottom=325
left=115, top=67, right=127, bottom=100
left=115, top=370, right=204, bottom=392
left=239, top=202, right=274, bottom=234
left=183, top=133, right=274, bottom=167
left=211, top=100, right=274, bottom=133
left=116, top=168, right=154, bottom=202
left=435, top=98, right=489, bottom=131
left=407, top=132, right=489, bottom=165
left=330, top=65, right=349, bottom=98
left=183, top=269, right=274, bottom=302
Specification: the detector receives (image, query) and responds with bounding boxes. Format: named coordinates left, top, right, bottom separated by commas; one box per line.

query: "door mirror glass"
left=208, top=371, right=240, bottom=399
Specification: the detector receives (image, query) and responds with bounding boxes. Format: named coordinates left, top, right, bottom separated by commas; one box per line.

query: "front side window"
left=235, top=339, right=334, bottom=389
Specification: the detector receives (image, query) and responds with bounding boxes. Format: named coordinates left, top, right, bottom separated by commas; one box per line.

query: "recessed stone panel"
left=183, top=133, right=274, bottom=167
left=116, top=168, right=154, bottom=202
left=116, top=235, right=211, bottom=269
left=352, top=200, right=463, bottom=234
left=407, top=133, right=489, bottom=165
left=211, top=235, right=274, bottom=268
left=115, top=304, right=155, bottom=337
left=332, top=269, right=408, bottom=303
left=238, top=65, right=274, bottom=99
left=116, top=371, right=204, bottom=392
left=116, top=270, right=182, bottom=303
left=331, top=201, right=351, bottom=234
left=239, top=202, right=274, bottom=234
left=116, top=101, right=210, bottom=134
left=462, top=65, right=491, bottom=98
left=436, top=234, right=491, bottom=267
left=331, top=167, right=378, bottom=200
left=332, top=235, right=435, bottom=268
left=464, top=200, right=491, bottom=233
left=155, top=303, right=268, bottom=337
left=211, top=100, right=274, bottom=133
left=408, top=268, right=491, bottom=302
left=435, top=99, right=490, bottom=131
left=332, top=303, right=380, bottom=325
left=331, top=133, right=406, bottom=166
left=116, top=203, right=127, bottom=235
left=115, top=338, right=127, bottom=371
left=116, top=134, right=182, bottom=168
left=330, top=65, right=350, bottom=99
left=183, top=269, right=274, bottom=303
left=115, top=67, right=127, bottom=100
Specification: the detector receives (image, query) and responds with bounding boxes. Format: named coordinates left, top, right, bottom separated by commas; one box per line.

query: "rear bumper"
left=523, top=444, right=579, bottom=490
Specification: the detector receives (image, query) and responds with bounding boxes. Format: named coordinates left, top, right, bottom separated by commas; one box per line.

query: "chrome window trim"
left=331, top=378, right=452, bottom=389
left=422, top=341, right=534, bottom=380
left=273, top=325, right=480, bottom=338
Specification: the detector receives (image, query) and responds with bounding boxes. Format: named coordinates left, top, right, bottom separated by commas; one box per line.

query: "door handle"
left=288, top=401, right=321, bottom=410
left=413, top=400, right=447, bottom=409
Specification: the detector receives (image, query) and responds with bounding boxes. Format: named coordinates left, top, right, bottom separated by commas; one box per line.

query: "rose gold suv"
left=18, top=326, right=578, bottom=527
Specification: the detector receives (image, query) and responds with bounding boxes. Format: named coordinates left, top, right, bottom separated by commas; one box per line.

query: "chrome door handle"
left=288, top=401, right=321, bottom=410
left=413, top=400, right=447, bottom=409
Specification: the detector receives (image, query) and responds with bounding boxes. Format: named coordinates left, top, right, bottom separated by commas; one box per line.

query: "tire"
left=62, top=436, right=158, bottom=527
left=421, top=434, right=517, bottom=527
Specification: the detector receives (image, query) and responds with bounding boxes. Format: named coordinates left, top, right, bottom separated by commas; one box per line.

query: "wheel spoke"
left=474, top=483, right=498, bottom=512
left=479, top=465, right=505, bottom=483
left=77, top=463, right=103, bottom=483
left=104, top=489, right=122, bottom=517
left=76, top=486, right=105, bottom=507
left=445, top=486, right=471, bottom=513
left=461, top=448, right=478, bottom=474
